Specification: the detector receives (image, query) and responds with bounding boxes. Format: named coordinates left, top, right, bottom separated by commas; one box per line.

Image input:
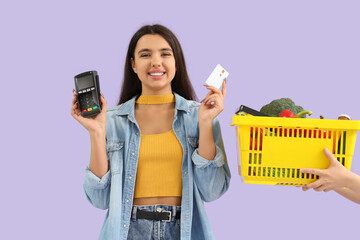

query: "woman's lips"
left=148, top=72, right=165, bottom=80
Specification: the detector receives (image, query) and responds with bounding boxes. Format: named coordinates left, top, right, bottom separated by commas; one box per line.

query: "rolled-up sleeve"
left=191, top=118, right=231, bottom=202
left=192, top=145, right=225, bottom=168
left=83, top=166, right=111, bottom=210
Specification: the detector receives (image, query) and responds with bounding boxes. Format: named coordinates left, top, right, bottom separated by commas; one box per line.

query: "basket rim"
left=231, top=115, right=360, bottom=130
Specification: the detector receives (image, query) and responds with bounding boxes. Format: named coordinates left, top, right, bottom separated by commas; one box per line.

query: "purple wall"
left=2, top=0, right=360, bottom=239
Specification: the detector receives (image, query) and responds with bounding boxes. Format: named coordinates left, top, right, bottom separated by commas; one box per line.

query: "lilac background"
left=2, top=0, right=360, bottom=239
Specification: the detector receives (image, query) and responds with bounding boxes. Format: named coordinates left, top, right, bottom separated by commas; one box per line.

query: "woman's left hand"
left=199, top=79, right=226, bottom=123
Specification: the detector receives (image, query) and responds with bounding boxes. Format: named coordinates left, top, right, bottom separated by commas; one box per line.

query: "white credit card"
left=205, top=64, right=229, bottom=89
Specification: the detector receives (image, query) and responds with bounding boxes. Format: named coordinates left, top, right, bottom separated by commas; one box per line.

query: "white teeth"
left=149, top=72, right=165, bottom=76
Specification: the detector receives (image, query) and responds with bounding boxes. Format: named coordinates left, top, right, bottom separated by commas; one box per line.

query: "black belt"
left=136, top=209, right=181, bottom=222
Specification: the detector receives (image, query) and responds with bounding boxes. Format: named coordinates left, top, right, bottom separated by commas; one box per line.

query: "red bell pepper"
left=279, top=110, right=295, bottom=118
left=279, top=110, right=313, bottom=118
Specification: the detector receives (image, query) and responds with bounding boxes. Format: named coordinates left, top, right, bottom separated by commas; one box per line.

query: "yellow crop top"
left=134, top=94, right=183, bottom=198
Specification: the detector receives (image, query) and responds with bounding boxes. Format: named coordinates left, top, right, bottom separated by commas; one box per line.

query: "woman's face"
left=131, top=34, right=176, bottom=95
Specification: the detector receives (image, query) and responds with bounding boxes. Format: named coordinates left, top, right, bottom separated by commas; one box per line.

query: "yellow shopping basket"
left=231, top=115, right=360, bottom=186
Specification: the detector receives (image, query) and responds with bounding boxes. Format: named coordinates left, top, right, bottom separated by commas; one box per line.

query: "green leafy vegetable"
left=260, top=98, right=307, bottom=118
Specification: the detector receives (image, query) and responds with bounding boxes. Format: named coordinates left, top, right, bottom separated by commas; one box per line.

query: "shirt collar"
left=115, top=92, right=190, bottom=117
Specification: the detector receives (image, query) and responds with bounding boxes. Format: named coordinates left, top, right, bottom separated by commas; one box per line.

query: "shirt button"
left=184, top=218, right=187, bottom=221
left=124, top=224, right=126, bottom=228
left=126, top=200, right=129, bottom=203
left=184, top=171, right=188, bottom=175
left=132, top=152, right=135, bottom=156
left=136, top=132, right=139, bottom=135
left=129, top=176, right=132, bottom=180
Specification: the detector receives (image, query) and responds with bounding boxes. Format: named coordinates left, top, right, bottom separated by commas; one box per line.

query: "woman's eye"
left=162, top=53, right=172, bottom=56
left=140, top=54, right=150, bottom=57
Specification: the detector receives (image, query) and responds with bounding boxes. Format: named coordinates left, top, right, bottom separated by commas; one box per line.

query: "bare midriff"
left=133, top=197, right=181, bottom=206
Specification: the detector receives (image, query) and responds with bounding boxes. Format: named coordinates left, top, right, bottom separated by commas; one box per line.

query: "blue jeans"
left=127, top=205, right=181, bottom=240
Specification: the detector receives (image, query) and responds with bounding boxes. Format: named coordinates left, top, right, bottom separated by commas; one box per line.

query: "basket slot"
left=249, top=153, right=263, bottom=165
left=315, top=129, right=320, bottom=138
left=275, top=127, right=334, bottom=139
left=277, top=127, right=294, bottom=137
left=259, top=153, right=262, bottom=164
left=267, top=127, right=274, bottom=137
left=337, top=157, right=346, bottom=165
left=340, top=132, right=346, bottom=155
left=333, top=131, right=346, bottom=155
left=277, top=182, right=304, bottom=186
left=249, top=127, right=263, bottom=151
left=326, top=130, right=330, bottom=138
left=333, top=131, right=338, bottom=154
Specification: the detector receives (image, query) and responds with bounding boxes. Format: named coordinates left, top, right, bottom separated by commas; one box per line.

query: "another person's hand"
left=199, top=79, right=226, bottom=123
left=301, top=148, right=353, bottom=192
left=71, top=89, right=107, bottom=133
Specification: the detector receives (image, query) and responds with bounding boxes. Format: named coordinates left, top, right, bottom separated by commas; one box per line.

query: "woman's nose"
left=151, top=55, right=162, bottom=67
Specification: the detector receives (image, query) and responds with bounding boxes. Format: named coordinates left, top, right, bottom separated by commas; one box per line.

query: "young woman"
left=71, top=24, right=231, bottom=240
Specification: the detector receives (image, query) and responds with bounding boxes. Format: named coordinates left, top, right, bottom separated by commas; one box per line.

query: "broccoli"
left=260, top=98, right=307, bottom=118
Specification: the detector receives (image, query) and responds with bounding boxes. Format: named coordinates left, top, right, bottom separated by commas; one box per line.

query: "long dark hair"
left=118, top=24, right=197, bottom=104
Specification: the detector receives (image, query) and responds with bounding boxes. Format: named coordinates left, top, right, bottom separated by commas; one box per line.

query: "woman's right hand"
left=71, top=89, right=107, bottom=134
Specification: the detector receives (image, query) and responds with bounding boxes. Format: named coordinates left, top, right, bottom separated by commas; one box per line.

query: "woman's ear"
left=130, top=58, right=137, bottom=73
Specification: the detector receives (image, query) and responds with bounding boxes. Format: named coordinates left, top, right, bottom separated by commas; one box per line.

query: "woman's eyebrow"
left=138, top=48, right=151, bottom=54
left=137, top=48, right=173, bottom=54
left=160, top=48, right=173, bottom=52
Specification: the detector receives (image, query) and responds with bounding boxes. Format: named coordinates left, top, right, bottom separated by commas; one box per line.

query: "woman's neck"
left=135, top=94, right=175, bottom=111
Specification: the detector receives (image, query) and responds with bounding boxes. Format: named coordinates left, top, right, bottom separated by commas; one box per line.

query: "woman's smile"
left=148, top=69, right=166, bottom=80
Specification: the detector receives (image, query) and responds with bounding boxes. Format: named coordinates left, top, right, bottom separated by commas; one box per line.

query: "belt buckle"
left=162, top=210, right=172, bottom=222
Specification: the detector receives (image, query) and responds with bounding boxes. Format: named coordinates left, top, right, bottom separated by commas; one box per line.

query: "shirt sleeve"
left=83, top=165, right=111, bottom=210
left=191, top=117, right=231, bottom=202
left=192, top=145, right=225, bottom=168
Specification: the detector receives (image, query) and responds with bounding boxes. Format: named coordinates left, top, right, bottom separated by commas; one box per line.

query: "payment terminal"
left=74, top=71, right=102, bottom=117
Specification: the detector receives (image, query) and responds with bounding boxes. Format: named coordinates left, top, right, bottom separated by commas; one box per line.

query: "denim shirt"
left=83, top=93, right=231, bottom=240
